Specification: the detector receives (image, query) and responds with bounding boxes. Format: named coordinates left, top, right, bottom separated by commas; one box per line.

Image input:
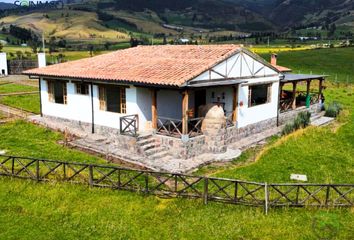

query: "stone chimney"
left=271, top=53, right=277, bottom=66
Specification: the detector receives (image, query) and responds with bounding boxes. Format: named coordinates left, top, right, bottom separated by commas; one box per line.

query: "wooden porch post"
left=306, top=80, right=311, bottom=96
left=182, top=90, right=189, bottom=135
left=151, top=89, right=157, bottom=130
left=318, top=79, right=323, bottom=101
left=232, top=85, right=239, bottom=124
left=292, top=81, right=297, bottom=110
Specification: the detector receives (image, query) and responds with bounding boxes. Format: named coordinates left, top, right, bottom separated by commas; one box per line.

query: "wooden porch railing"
left=280, top=98, right=293, bottom=112
left=157, top=116, right=205, bottom=138
left=157, top=117, right=183, bottom=137
left=120, top=114, right=139, bottom=137
left=188, top=117, right=204, bottom=137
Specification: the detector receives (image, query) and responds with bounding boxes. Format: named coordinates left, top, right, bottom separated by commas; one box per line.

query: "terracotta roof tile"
left=23, top=45, right=241, bottom=87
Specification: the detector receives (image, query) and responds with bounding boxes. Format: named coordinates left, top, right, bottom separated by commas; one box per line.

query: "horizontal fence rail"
left=0, top=155, right=353, bottom=212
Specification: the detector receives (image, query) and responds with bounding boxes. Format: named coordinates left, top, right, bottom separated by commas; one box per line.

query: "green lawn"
left=0, top=177, right=352, bottom=240
left=0, top=120, right=105, bottom=164
left=0, top=47, right=353, bottom=239
left=197, top=84, right=354, bottom=183
left=0, top=83, right=38, bottom=94
left=259, top=47, right=354, bottom=83
left=0, top=94, right=40, bottom=113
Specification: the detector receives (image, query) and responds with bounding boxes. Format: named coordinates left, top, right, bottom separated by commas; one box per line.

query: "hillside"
left=0, top=10, right=129, bottom=41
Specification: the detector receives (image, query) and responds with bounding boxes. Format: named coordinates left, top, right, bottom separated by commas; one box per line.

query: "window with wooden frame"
left=248, top=83, right=272, bottom=107
left=76, top=82, right=89, bottom=95
left=47, top=80, right=67, bottom=104
left=98, top=85, right=126, bottom=114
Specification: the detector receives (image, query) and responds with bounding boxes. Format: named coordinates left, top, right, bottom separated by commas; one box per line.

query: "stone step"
left=149, top=150, right=169, bottom=159
left=145, top=146, right=167, bottom=157
left=311, top=116, right=335, bottom=127
left=141, top=142, right=160, bottom=151
left=137, top=134, right=153, bottom=141
left=136, top=138, right=155, bottom=146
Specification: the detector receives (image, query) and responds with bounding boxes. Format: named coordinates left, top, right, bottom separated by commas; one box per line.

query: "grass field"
left=0, top=47, right=353, bottom=239
left=0, top=120, right=105, bottom=164
left=197, top=84, right=354, bottom=183
left=0, top=10, right=129, bottom=41
left=259, top=47, right=354, bottom=83
left=0, top=94, right=40, bottom=113
left=0, top=83, right=38, bottom=94
left=0, top=177, right=353, bottom=240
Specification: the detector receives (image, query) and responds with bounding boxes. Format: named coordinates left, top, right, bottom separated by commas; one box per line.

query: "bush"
left=325, top=102, right=342, bottom=118
left=281, top=111, right=311, bottom=136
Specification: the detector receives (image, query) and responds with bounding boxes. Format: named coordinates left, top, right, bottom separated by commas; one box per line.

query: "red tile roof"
left=273, top=65, right=292, bottom=73
left=24, top=45, right=244, bottom=87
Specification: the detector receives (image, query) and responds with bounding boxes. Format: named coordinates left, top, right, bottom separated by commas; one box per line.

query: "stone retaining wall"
left=156, top=134, right=206, bottom=159
left=41, top=115, right=138, bottom=153
left=279, top=103, right=321, bottom=125
left=158, top=104, right=322, bottom=159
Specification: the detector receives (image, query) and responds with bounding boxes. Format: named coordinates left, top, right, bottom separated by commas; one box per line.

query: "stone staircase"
left=136, top=134, right=170, bottom=159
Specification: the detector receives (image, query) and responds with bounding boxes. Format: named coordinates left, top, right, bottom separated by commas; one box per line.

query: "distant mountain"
left=226, top=0, right=354, bottom=29
left=0, top=2, right=15, bottom=10
left=0, top=0, right=352, bottom=38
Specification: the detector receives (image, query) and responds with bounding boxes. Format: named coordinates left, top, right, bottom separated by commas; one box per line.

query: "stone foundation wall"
left=226, top=117, right=278, bottom=144
left=156, top=134, right=206, bottom=159
left=279, top=103, right=321, bottom=125
left=42, top=115, right=138, bottom=153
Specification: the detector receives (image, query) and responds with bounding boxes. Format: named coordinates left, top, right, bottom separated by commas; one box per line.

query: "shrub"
left=281, top=123, right=295, bottom=136
left=281, top=111, right=311, bottom=136
left=325, top=102, right=342, bottom=118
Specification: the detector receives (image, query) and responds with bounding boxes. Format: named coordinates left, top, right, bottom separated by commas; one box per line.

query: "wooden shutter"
left=120, top=87, right=126, bottom=114
left=267, top=84, right=272, bottom=103
left=99, top=86, right=106, bottom=110
left=47, top=81, right=54, bottom=102
left=248, top=86, right=252, bottom=107
left=63, top=83, right=67, bottom=104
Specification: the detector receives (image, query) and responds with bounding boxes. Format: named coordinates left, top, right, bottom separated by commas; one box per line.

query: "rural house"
left=24, top=45, right=325, bottom=170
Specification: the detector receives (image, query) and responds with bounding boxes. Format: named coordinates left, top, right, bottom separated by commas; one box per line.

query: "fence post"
left=36, top=160, right=40, bottom=181
left=11, top=157, right=15, bottom=176
left=325, top=185, right=330, bottom=206
left=63, top=163, right=66, bottom=181
left=203, top=177, right=208, bottom=205
left=234, top=181, right=238, bottom=203
left=89, top=165, right=93, bottom=187
left=145, top=173, right=149, bottom=194
left=264, top=182, right=269, bottom=215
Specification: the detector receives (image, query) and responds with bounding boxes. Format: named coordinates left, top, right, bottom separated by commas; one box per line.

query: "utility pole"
left=267, top=36, right=270, bottom=47
left=42, top=32, right=45, bottom=53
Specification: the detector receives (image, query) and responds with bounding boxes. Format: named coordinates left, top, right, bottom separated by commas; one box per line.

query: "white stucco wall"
left=0, top=53, right=8, bottom=75
left=37, top=53, right=46, bottom=68
left=237, top=77, right=280, bottom=128
left=205, top=86, right=233, bottom=114
left=40, top=79, right=153, bottom=131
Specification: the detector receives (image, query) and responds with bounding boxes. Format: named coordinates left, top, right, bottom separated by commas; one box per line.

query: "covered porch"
left=279, top=74, right=326, bottom=113
left=153, top=82, right=243, bottom=140
left=119, top=80, right=245, bottom=139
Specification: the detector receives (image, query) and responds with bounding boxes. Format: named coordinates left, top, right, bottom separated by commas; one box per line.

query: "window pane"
left=249, top=84, right=270, bottom=107
left=106, top=86, right=121, bottom=113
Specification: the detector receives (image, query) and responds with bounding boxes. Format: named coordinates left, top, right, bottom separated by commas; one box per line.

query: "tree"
left=88, top=44, right=94, bottom=57
left=28, top=37, right=40, bottom=54
left=48, top=37, right=57, bottom=54
left=0, top=43, right=3, bottom=52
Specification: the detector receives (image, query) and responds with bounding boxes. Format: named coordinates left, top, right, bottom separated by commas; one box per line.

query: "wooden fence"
left=0, top=155, right=352, bottom=213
